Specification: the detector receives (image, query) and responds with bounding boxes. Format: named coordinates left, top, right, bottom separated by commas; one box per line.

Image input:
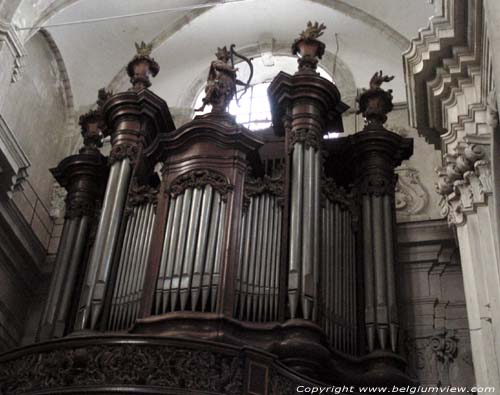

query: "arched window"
left=194, top=55, right=332, bottom=131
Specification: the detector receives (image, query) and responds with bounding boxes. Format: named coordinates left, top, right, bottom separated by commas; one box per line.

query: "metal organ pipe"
left=182, top=187, right=203, bottom=311
left=108, top=201, right=156, bottom=330
left=55, top=215, right=90, bottom=333
left=384, top=195, right=398, bottom=352
left=75, top=158, right=131, bottom=330
left=153, top=184, right=230, bottom=316
left=289, top=142, right=303, bottom=319
left=362, top=195, right=376, bottom=352
left=192, top=186, right=214, bottom=311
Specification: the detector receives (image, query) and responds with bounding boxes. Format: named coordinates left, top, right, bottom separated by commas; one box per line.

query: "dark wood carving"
left=33, top=22, right=417, bottom=391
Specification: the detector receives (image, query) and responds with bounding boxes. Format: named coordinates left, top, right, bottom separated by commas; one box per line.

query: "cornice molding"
left=0, top=19, right=26, bottom=82
left=403, top=0, right=476, bottom=147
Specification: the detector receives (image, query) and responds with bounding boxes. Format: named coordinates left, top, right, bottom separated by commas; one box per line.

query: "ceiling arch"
left=13, top=0, right=436, bottom=108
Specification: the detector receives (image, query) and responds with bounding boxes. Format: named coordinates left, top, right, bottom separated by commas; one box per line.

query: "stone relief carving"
left=435, top=144, right=492, bottom=226
left=405, top=331, right=472, bottom=388
left=395, top=165, right=429, bottom=217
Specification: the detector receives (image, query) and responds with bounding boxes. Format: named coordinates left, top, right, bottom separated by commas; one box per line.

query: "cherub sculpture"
left=196, top=45, right=253, bottom=113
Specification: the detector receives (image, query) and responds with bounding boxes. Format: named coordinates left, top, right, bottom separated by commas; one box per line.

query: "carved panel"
left=0, top=344, right=243, bottom=394
left=395, top=165, right=428, bottom=217
left=167, top=169, right=233, bottom=201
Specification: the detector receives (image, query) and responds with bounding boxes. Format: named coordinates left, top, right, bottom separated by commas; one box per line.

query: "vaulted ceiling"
left=13, top=0, right=436, bottom=110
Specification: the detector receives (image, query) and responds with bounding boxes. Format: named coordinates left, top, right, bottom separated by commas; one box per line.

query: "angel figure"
left=196, top=45, right=253, bottom=113
left=196, top=47, right=238, bottom=112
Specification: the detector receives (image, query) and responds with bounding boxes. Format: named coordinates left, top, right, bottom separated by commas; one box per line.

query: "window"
left=194, top=55, right=333, bottom=132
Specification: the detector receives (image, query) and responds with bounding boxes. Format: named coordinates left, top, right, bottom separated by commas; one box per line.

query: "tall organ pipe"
left=54, top=215, right=90, bottom=335
left=192, top=186, right=213, bottom=311
left=384, top=195, right=398, bottom=352
left=75, top=158, right=132, bottom=330
left=352, top=126, right=413, bottom=354
left=289, top=143, right=303, bottom=318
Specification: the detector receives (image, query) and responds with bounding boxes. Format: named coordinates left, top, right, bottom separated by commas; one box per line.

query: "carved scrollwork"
left=435, top=147, right=491, bottom=225
left=322, top=177, right=350, bottom=208
left=429, top=331, right=458, bottom=364
left=322, top=177, right=360, bottom=229
left=109, top=143, right=140, bottom=165
left=0, top=344, right=243, bottom=394
left=128, top=183, right=159, bottom=208
left=243, top=172, right=285, bottom=211
left=288, top=128, right=322, bottom=152
left=168, top=169, right=233, bottom=201
left=395, top=166, right=428, bottom=217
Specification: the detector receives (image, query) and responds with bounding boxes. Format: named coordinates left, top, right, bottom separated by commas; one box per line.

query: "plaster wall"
left=0, top=32, right=70, bottom=217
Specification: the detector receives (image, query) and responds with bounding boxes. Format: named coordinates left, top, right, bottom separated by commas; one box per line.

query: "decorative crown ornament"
left=292, top=21, right=327, bottom=72
left=135, top=41, right=153, bottom=57
left=127, top=41, right=160, bottom=90
left=357, top=70, right=395, bottom=129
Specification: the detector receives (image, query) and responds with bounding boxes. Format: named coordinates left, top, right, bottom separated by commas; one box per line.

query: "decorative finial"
left=126, top=41, right=160, bottom=91
left=135, top=41, right=153, bottom=57
left=357, top=71, right=395, bottom=129
left=292, top=21, right=327, bottom=72
left=96, top=87, right=112, bottom=109
left=78, top=110, right=103, bottom=151
left=300, top=21, right=327, bottom=40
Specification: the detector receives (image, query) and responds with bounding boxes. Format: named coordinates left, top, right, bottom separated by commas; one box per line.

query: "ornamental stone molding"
left=436, top=144, right=492, bottom=225
left=403, top=0, right=488, bottom=148
left=0, top=19, right=26, bottom=83
left=0, top=113, right=30, bottom=197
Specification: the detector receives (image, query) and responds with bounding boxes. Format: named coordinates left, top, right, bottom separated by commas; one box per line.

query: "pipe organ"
left=0, top=25, right=415, bottom=394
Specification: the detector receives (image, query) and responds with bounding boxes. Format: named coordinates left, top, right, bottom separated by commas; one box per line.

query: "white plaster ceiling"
left=14, top=0, right=436, bottom=109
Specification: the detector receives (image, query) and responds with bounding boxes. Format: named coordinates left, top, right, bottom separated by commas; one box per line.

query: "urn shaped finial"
left=292, top=21, right=327, bottom=72
left=357, top=70, right=394, bottom=129
left=127, top=41, right=160, bottom=91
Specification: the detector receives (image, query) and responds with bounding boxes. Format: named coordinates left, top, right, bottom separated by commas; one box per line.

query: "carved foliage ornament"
left=109, top=143, right=140, bottom=165
left=435, top=144, right=491, bottom=225
left=127, top=182, right=159, bottom=212
left=289, top=128, right=322, bottom=152
left=167, top=170, right=233, bottom=201
left=322, top=177, right=360, bottom=227
left=243, top=173, right=285, bottom=211
left=0, top=344, right=243, bottom=394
